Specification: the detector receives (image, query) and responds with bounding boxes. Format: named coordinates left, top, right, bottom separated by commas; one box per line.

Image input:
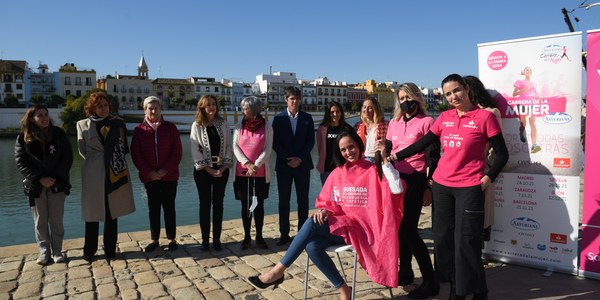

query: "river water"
left=0, top=134, right=324, bottom=247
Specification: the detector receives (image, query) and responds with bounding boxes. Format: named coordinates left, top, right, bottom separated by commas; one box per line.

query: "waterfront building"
left=354, top=79, right=395, bottom=112
left=0, top=60, right=29, bottom=106
left=55, top=63, right=96, bottom=99
left=315, top=77, right=347, bottom=111
left=252, top=71, right=301, bottom=112
left=346, top=86, right=368, bottom=112
left=301, top=83, right=316, bottom=111
left=221, top=79, right=246, bottom=111
left=152, top=77, right=194, bottom=109
left=29, top=63, right=55, bottom=103
left=97, top=55, right=152, bottom=110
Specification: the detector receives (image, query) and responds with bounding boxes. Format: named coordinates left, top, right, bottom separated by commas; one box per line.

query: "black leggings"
left=194, top=168, right=229, bottom=243
left=398, top=172, right=435, bottom=281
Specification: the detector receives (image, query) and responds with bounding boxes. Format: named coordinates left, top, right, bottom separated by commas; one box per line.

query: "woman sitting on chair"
left=249, top=130, right=404, bottom=299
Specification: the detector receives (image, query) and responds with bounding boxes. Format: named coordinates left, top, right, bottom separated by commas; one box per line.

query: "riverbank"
left=2, top=208, right=598, bottom=299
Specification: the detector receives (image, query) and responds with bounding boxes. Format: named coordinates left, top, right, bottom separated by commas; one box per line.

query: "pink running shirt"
left=430, top=107, right=502, bottom=187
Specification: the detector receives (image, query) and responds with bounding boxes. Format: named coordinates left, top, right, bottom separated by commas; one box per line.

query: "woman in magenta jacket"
left=131, top=96, right=183, bottom=252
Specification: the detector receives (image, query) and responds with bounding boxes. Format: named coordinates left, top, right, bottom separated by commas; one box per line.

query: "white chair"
left=303, top=244, right=393, bottom=300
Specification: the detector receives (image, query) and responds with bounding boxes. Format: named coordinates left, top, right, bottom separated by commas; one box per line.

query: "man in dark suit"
left=272, top=86, right=315, bottom=246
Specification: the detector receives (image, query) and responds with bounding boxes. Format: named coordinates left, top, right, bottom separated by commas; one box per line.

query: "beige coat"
left=77, top=118, right=135, bottom=222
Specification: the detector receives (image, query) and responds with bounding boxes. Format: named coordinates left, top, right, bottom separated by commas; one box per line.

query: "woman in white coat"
left=77, top=91, right=135, bottom=261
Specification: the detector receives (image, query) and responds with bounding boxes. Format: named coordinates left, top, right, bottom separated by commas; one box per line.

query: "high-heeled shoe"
left=407, top=281, right=440, bottom=299
left=398, top=269, right=414, bottom=286
left=248, top=275, right=284, bottom=289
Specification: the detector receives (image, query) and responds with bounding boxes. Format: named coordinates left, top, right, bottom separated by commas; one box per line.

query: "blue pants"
left=280, top=219, right=346, bottom=288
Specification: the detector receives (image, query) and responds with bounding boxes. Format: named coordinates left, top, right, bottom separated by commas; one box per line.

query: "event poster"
left=478, top=32, right=582, bottom=274
left=580, top=29, right=600, bottom=279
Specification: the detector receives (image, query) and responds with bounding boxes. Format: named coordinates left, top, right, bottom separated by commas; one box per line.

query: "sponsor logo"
left=518, top=232, right=535, bottom=237
left=587, top=252, right=600, bottom=262
left=523, top=242, right=534, bottom=250
left=511, top=217, right=541, bottom=231
left=550, top=233, right=568, bottom=244
left=553, top=158, right=571, bottom=169
left=442, top=121, right=454, bottom=127
left=549, top=246, right=559, bottom=253
left=540, top=44, right=569, bottom=64
left=492, top=228, right=503, bottom=233
left=543, top=112, right=572, bottom=124
left=562, top=248, right=574, bottom=254
left=511, top=240, right=518, bottom=245
left=487, top=50, right=508, bottom=70
left=537, top=244, right=546, bottom=251
left=493, top=239, right=505, bottom=244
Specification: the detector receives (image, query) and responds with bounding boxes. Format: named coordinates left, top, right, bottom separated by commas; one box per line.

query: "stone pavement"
left=1, top=207, right=599, bottom=300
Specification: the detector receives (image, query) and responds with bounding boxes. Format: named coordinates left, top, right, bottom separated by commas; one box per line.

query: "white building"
left=55, top=63, right=96, bottom=99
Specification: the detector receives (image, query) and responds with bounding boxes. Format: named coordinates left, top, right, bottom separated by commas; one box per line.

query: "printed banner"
left=478, top=32, right=582, bottom=274
left=580, top=29, right=600, bottom=279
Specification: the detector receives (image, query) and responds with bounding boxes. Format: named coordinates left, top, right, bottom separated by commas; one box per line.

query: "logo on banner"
left=543, top=112, right=572, bottom=124
left=549, top=246, right=559, bottom=253
left=537, top=244, right=547, bottom=251
left=550, top=233, right=568, bottom=244
left=586, top=252, right=600, bottom=262
left=523, top=242, right=534, bottom=250
left=540, top=44, right=572, bottom=64
left=487, top=50, right=508, bottom=70
left=553, top=158, right=571, bottom=168
left=511, top=240, right=518, bottom=245
left=511, top=217, right=541, bottom=231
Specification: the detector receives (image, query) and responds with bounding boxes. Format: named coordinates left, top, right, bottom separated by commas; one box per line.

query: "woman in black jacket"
left=15, top=105, right=73, bottom=265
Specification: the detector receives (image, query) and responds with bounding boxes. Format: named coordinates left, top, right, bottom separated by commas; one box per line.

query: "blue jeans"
left=280, top=219, right=346, bottom=288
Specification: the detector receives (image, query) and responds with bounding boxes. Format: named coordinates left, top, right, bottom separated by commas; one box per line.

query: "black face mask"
left=400, top=100, right=418, bottom=114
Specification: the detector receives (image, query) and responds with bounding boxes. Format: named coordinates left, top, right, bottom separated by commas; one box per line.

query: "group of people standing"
left=15, top=73, right=508, bottom=300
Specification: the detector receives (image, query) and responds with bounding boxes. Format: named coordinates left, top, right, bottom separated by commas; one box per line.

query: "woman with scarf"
left=232, top=96, right=272, bottom=250
left=77, top=91, right=135, bottom=262
left=131, top=96, right=182, bottom=252
left=249, top=130, right=404, bottom=300
left=15, top=104, right=73, bottom=265
left=354, top=96, right=388, bottom=163
left=191, top=95, right=232, bottom=251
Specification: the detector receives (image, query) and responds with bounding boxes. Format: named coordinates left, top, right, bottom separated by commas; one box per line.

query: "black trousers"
left=276, top=167, right=310, bottom=237
left=194, top=168, right=229, bottom=243
left=433, top=181, right=487, bottom=296
left=235, top=176, right=268, bottom=239
left=84, top=194, right=118, bottom=256
left=144, top=180, right=178, bottom=240
left=398, top=172, right=435, bottom=282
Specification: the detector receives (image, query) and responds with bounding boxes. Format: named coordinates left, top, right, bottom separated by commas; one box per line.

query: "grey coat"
left=77, top=118, right=135, bottom=222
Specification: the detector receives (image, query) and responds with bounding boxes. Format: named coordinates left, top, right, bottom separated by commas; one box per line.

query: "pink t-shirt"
left=386, top=114, right=434, bottom=174
left=430, top=107, right=502, bottom=187
left=235, top=125, right=267, bottom=177
left=514, top=79, right=537, bottom=99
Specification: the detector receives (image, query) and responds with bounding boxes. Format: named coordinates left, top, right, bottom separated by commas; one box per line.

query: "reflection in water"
left=0, top=134, right=324, bottom=246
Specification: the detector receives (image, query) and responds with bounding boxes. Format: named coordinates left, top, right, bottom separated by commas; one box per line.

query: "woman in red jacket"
left=131, top=96, right=183, bottom=252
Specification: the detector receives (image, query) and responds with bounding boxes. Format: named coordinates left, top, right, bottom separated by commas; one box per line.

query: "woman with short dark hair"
left=77, top=91, right=136, bottom=262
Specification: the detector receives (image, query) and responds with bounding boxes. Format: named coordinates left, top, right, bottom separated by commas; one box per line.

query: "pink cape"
left=316, top=159, right=404, bottom=287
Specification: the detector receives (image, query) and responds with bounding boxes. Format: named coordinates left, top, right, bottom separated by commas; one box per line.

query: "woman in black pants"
left=190, top=95, right=232, bottom=251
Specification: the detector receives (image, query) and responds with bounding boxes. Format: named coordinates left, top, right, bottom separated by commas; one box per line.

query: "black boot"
left=407, top=280, right=440, bottom=299
left=398, top=269, right=414, bottom=286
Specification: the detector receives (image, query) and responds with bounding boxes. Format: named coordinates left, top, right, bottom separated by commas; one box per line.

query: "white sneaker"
left=53, top=253, right=65, bottom=263
left=36, top=253, right=49, bottom=265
